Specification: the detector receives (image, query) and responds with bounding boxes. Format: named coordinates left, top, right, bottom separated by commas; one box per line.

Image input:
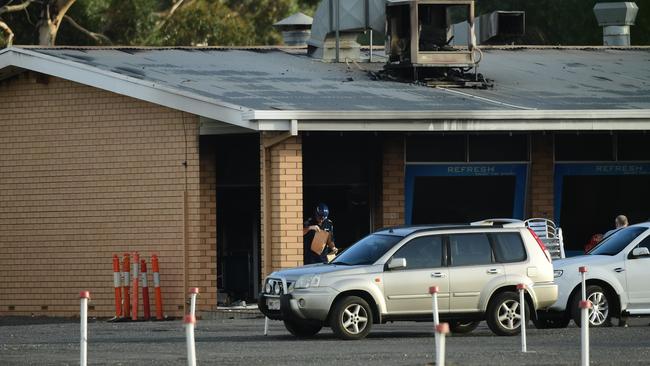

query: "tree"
left=0, top=0, right=112, bottom=46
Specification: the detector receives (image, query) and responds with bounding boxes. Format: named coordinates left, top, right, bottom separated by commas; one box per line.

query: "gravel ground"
left=1, top=315, right=650, bottom=365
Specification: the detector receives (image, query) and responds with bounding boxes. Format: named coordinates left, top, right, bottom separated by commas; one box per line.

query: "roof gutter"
left=246, top=109, right=650, bottom=132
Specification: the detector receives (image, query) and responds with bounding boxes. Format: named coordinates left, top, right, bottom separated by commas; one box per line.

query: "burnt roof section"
left=14, top=46, right=650, bottom=112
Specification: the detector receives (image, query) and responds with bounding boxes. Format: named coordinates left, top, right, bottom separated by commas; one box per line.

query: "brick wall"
left=0, top=73, right=211, bottom=317
left=530, top=134, right=554, bottom=219
left=260, top=133, right=303, bottom=275
left=381, top=136, right=405, bottom=227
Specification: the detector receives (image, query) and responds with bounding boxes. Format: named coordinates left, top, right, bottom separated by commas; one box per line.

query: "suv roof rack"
left=471, top=218, right=525, bottom=228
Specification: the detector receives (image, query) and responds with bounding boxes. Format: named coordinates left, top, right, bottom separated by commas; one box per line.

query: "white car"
left=536, top=222, right=650, bottom=328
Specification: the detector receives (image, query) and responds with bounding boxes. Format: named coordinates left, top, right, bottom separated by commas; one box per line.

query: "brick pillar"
left=382, top=137, right=405, bottom=227
left=530, top=134, right=554, bottom=219
left=197, top=139, right=217, bottom=310
left=260, top=133, right=303, bottom=276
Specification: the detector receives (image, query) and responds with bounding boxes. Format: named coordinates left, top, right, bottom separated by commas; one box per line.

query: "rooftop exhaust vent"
left=593, top=2, right=639, bottom=46
left=451, top=11, right=525, bottom=45
left=274, top=12, right=314, bottom=46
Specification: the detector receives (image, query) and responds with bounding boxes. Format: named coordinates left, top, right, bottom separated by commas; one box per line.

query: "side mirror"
left=387, top=257, right=407, bottom=270
left=631, top=247, right=650, bottom=258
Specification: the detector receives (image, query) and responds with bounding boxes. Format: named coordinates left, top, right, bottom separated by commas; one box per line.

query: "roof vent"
left=452, top=11, right=525, bottom=45
left=274, top=12, right=314, bottom=46
left=593, top=2, right=639, bottom=46
left=308, top=0, right=386, bottom=62
left=385, top=0, right=480, bottom=69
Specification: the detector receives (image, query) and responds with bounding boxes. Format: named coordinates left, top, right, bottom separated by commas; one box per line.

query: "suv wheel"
left=486, top=291, right=529, bottom=336
left=571, top=285, right=612, bottom=327
left=283, top=319, right=322, bottom=338
left=449, top=320, right=480, bottom=334
left=330, top=296, right=373, bottom=340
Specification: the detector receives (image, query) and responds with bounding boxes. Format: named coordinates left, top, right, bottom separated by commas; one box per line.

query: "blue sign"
left=404, top=163, right=529, bottom=224
left=554, top=163, right=650, bottom=224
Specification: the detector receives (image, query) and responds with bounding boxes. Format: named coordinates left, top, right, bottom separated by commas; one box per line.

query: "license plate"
left=267, top=298, right=280, bottom=310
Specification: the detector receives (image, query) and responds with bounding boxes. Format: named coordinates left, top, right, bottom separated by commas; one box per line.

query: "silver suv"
left=259, top=222, right=558, bottom=340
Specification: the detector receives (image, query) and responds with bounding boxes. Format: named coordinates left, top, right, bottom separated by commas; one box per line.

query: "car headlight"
left=295, top=274, right=321, bottom=289
left=265, top=282, right=272, bottom=294
left=273, top=281, right=282, bottom=295
left=554, top=269, right=563, bottom=278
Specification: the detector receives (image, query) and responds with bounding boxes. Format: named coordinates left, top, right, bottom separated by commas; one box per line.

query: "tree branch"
left=0, top=0, right=36, bottom=16
left=52, top=0, right=75, bottom=26
left=63, top=15, right=111, bottom=44
left=0, top=19, right=14, bottom=46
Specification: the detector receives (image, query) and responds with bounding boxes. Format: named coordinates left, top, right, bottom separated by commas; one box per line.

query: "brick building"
left=1, top=46, right=649, bottom=317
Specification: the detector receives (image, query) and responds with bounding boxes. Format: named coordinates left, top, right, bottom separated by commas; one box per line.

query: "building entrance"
left=405, top=164, right=528, bottom=225
left=555, top=163, right=650, bottom=254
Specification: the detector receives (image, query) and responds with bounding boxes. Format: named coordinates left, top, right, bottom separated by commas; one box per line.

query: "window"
left=635, top=235, right=650, bottom=251
left=392, top=235, right=443, bottom=270
left=492, top=233, right=527, bottom=263
left=449, top=233, right=493, bottom=266
left=468, top=134, right=528, bottom=162
left=555, top=134, right=614, bottom=161
left=618, top=133, right=650, bottom=161
left=590, top=227, right=647, bottom=256
left=332, top=234, right=403, bottom=266
left=406, top=135, right=466, bottom=162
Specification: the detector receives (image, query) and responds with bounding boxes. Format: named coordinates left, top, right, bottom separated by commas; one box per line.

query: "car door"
left=383, top=235, right=449, bottom=314
left=448, top=232, right=505, bottom=312
left=625, top=233, right=650, bottom=310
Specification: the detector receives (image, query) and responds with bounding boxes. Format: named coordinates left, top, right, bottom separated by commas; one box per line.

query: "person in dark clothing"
left=303, top=203, right=338, bottom=264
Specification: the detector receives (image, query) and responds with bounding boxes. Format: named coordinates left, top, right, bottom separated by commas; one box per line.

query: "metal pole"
left=335, top=0, right=340, bottom=62
left=429, top=286, right=440, bottom=359
left=579, top=266, right=589, bottom=366
left=185, top=315, right=197, bottom=366
left=369, top=30, right=373, bottom=63
left=517, top=284, right=527, bottom=353
left=580, top=300, right=591, bottom=366
left=264, top=316, right=269, bottom=336
left=189, top=288, right=199, bottom=317
left=80, top=291, right=90, bottom=366
left=435, top=322, right=449, bottom=366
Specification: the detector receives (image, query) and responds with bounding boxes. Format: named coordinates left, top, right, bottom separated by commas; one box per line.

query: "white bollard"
left=429, top=286, right=440, bottom=360
left=580, top=300, right=591, bottom=366
left=579, top=266, right=589, bottom=366
left=579, top=266, right=588, bottom=302
left=264, top=316, right=269, bottom=336
left=189, top=288, right=199, bottom=317
left=185, top=314, right=197, bottom=366
left=517, top=284, right=527, bottom=353
left=436, top=322, right=449, bottom=366
left=79, top=291, right=90, bottom=366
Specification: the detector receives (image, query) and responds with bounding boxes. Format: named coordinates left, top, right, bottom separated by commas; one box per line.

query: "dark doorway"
left=411, top=176, right=516, bottom=224
left=302, top=133, right=382, bottom=249
left=560, top=175, right=650, bottom=252
left=214, top=134, right=260, bottom=304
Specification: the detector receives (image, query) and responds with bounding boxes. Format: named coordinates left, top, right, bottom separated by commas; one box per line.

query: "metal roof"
left=1, top=46, right=649, bottom=133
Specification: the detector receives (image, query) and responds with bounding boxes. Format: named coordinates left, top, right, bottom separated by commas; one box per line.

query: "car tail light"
left=527, top=228, right=552, bottom=263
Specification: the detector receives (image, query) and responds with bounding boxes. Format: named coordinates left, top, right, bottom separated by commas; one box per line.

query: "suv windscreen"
left=589, top=226, right=647, bottom=256
left=331, top=234, right=403, bottom=266
left=391, top=235, right=443, bottom=269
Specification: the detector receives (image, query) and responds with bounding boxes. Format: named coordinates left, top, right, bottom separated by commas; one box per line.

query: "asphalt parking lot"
left=1, top=315, right=650, bottom=365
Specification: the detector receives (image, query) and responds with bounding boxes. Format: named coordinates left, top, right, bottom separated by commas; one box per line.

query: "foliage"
left=476, top=0, right=650, bottom=45
left=1, top=0, right=649, bottom=47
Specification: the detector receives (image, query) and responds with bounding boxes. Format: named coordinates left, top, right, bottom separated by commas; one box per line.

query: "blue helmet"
left=314, top=203, right=329, bottom=220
